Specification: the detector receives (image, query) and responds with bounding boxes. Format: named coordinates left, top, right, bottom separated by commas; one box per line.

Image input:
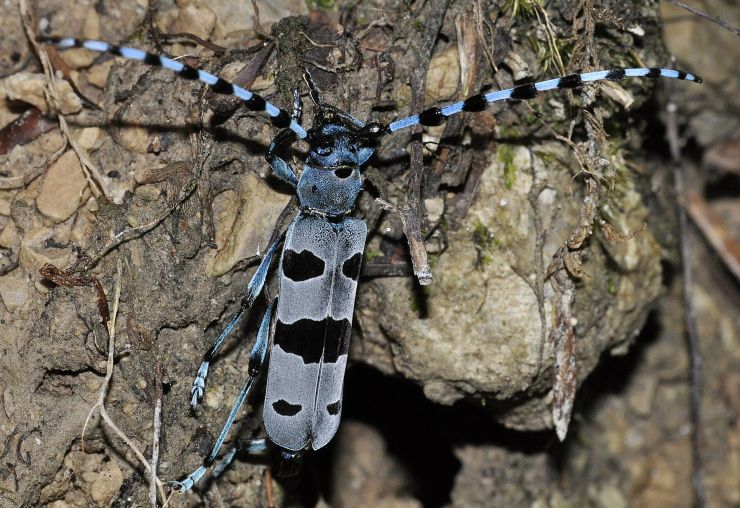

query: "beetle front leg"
left=265, top=130, right=299, bottom=188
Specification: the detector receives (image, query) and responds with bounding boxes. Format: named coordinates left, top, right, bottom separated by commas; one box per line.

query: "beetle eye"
left=316, top=145, right=333, bottom=156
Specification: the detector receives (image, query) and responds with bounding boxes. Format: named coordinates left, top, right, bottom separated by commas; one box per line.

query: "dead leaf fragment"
left=0, top=107, right=56, bottom=155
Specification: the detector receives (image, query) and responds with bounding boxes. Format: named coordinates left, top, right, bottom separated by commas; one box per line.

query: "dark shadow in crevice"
left=704, top=172, right=740, bottom=200
left=315, top=363, right=554, bottom=508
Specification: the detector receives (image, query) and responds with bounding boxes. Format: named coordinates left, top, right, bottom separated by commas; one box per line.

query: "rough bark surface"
left=0, top=0, right=737, bottom=507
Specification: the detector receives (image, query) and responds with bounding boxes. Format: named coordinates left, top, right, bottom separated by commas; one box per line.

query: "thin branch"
left=160, top=32, right=230, bottom=53
left=473, top=0, right=498, bottom=72
left=546, top=179, right=602, bottom=441
left=0, top=136, right=67, bottom=190
left=251, top=0, right=276, bottom=41
left=390, top=0, right=449, bottom=285
left=665, top=0, right=740, bottom=36
left=150, top=361, right=163, bottom=508
left=73, top=169, right=198, bottom=272
left=548, top=256, right=577, bottom=442
left=664, top=68, right=707, bottom=508
left=264, top=468, right=276, bottom=508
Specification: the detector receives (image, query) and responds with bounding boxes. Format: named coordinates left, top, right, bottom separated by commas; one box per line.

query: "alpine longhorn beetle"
left=40, top=30, right=701, bottom=491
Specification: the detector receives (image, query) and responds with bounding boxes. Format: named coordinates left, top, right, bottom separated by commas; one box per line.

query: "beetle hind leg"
left=171, top=301, right=276, bottom=493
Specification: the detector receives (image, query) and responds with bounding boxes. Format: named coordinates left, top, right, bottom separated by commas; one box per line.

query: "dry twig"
left=73, top=167, right=199, bottom=272
left=663, top=77, right=707, bottom=508
left=19, top=0, right=108, bottom=198
left=665, top=0, right=740, bottom=36
left=39, top=264, right=110, bottom=326
left=78, top=260, right=168, bottom=505
left=546, top=179, right=603, bottom=441
left=251, top=0, right=276, bottom=41
left=150, top=361, right=164, bottom=508
left=0, top=107, right=56, bottom=156
left=264, top=468, right=276, bottom=508
left=382, top=0, right=449, bottom=285
left=547, top=255, right=577, bottom=441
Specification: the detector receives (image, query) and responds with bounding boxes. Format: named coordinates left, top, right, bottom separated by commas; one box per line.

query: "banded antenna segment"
left=387, top=67, right=702, bottom=133
left=40, top=37, right=308, bottom=140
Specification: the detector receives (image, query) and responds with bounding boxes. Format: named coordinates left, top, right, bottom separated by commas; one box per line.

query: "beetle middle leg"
left=190, top=237, right=282, bottom=407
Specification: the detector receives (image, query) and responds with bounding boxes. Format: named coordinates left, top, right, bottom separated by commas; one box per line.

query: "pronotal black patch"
left=334, top=167, right=353, bottom=179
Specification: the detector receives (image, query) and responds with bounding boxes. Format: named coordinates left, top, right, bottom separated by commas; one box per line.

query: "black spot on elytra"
left=327, top=400, right=341, bottom=415
left=282, top=249, right=325, bottom=282
left=274, top=318, right=351, bottom=364
left=273, top=399, right=302, bottom=416
left=342, top=253, right=362, bottom=281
